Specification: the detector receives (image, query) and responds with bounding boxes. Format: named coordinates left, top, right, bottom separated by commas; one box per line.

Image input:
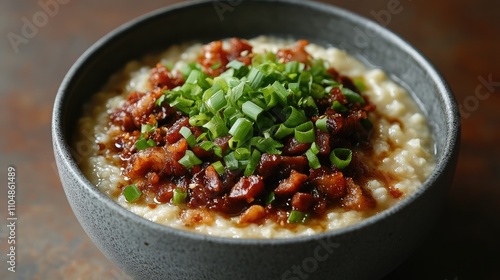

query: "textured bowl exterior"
left=52, top=1, right=460, bottom=279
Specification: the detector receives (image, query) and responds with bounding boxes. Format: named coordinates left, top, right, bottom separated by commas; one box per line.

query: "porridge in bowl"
left=74, top=36, right=435, bottom=238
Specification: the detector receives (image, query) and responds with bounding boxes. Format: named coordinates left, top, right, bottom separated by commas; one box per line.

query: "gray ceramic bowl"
left=52, top=0, right=460, bottom=279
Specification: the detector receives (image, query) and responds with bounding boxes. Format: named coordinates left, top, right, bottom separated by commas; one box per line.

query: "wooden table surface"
left=1, top=0, right=499, bottom=279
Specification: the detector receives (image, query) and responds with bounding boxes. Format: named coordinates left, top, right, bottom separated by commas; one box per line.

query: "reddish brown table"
left=1, top=1, right=499, bottom=279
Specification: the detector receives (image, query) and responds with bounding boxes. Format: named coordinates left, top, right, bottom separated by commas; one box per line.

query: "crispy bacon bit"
left=277, top=40, right=311, bottom=63
left=110, top=87, right=175, bottom=131
left=256, top=153, right=282, bottom=179
left=239, top=205, right=266, bottom=224
left=181, top=209, right=214, bottom=227
left=125, top=139, right=188, bottom=179
left=205, top=165, right=223, bottom=194
left=229, top=175, right=265, bottom=202
left=291, top=192, right=315, bottom=212
left=315, top=129, right=330, bottom=156
left=279, top=156, right=309, bottom=178
left=149, top=63, right=184, bottom=89
left=226, top=38, right=253, bottom=65
left=341, top=178, right=376, bottom=210
left=311, top=172, right=347, bottom=201
left=275, top=170, right=308, bottom=196
left=282, top=137, right=311, bottom=156
left=166, top=116, right=189, bottom=144
left=198, top=38, right=253, bottom=76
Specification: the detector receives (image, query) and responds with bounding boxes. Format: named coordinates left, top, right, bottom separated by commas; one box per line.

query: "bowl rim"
left=52, top=0, right=460, bottom=245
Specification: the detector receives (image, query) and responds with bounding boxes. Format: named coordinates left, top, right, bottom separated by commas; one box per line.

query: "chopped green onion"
left=229, top=118, right=253, bottom=145
left=272, top=81, right=290, bottom=104
left=247, top=68, right=265, bottom=89
left=211, top=161, right=225, bottom=175
left=315, top=117, right=328, bottom=133
left=353, top=77, right=367, bottom=92
left=305, top=149, right=321, bottom=169
left=310, top=83, right=326, bottom=99
left=206, top=89, right=227, bottom=112
left=189, top=113, right=210, bottom=126
left=178, top=150, right=202, bottom=169
left=265, top=192, right=275, bottom=205
left=332, top=100, right=348, bottom=113
left=341, top=87, right=365, bottom=104
left=203, top=114, right=228, bottom=139
left=242, top=101, right=264, bottom=121
left=199, top=141, right=215, bottom=151
left=294, top=121, right=315, bottom=143
left=155, top=95, right=166, bottom=106
left=285, top=61, right=301, bottom=74
left=234, top=147, right=251, bottom=160
left=288, top=210, right=308, bottom=224
left=224, top=152, right=239, bottom=170
left=283, top=107, right=307, bottom=127
left=196, top=132, right=207, bottom=142
left=135, top=137, right=156, bottom=151
left=309, top=142, right=320, bottom=155
left=141, top=123, right=157, bottom=134
left=330, top=148, right=353, bottom=170
left=172, top=188, right=188, bottom=205
left=244, top=149, right=262, bottom=176
left=179, top=127, right=197, bottom=148
left=274, top=124, right=294, bottom=140
left=251, top=136, right=283, bottom=154
left=123, top=184, right=142, bottom=203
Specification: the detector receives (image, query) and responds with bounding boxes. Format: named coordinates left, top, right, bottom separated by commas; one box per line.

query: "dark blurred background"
left=1, top=0, right=499, bottom=279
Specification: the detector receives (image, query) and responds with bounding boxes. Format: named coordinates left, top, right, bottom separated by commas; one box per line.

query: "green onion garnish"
left=294, top=121, right=315, bottom=143
left=172, top=188, right=188, bottom=205
left=135, top=137, right=156, bottom=151
left=242, top=101, right=264, bottom=121
left=178, top=150, right=203, bottom=169
left=288, top=210, right=308, bottom=224
left=211, top=161, right=225, bottom=175
left=332, top=100, right=348, bottom=113
left=223, top=152, right=239, bottom=171
left=244, top=149, right=262, bottom=177
left=274, top=124, right=294, bottom=140
left=206, top=89, right=227, bottom=112
left=341, top=87, right=365, bottom=104
left=203, top=114, right=228, bottom=139
left=330, top=148, right=353, bottom=170
left=283, top=107, right=307, bottom=127
left=123, top=184, right=142, bottom=203
left=305, top=149, right=321, bottom=169
left=265, top=192, right=275, bottom=205
left=140, top=123, right=157, bottom=134
left=272, top=81, right=290, bottom=104
left=229, top=118, right=253, bottom=146
left=353, top=77, right=367, bottom=92
left=315, top=117, right=328, bottom=133
left=179, top=127, right=197, bottom=148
